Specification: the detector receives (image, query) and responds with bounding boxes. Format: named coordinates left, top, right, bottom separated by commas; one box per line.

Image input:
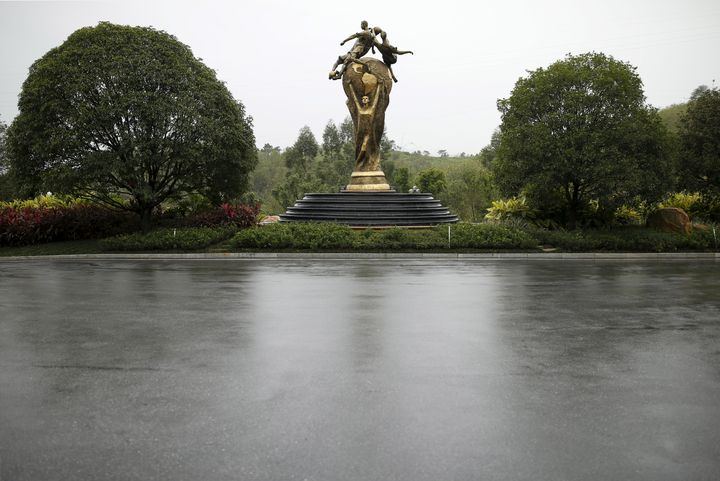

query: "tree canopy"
left=678, top=87, right=720, bottom=198
left=0, top=116, right=7, bottom=175
left=443, top=161, right=496, bottom=222
left=321, top=121, right=343, bottom=158
left=416, top=167, right=447, bottom=195
left=658, top=103, right=687, bottom=133
left=284, top=126, right=319, bottom=172
left=493, top=52, right=672, bottom=228
left=6, top=22, right=256, bottom=224
left=0, top=116, right=11, bottom=200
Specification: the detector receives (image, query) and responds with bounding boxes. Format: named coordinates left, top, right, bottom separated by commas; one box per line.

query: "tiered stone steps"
left=280, top=192, right=458, bottom=226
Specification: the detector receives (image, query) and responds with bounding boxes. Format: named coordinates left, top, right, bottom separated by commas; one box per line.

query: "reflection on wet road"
left=1, top=259, right=719, bottom=480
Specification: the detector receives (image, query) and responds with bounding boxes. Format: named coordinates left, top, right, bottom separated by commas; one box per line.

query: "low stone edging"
left=1, top=252, right=718, bottom=261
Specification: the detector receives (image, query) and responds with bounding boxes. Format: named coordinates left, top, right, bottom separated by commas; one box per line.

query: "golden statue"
left=330, top=22, right=412, bottom=191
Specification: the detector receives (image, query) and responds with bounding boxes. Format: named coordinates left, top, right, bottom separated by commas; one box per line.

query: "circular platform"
left=279, top=192, right=458, bottom=226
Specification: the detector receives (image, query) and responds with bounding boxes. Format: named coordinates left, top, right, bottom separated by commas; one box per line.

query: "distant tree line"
left=245, top=120, right=498, bottom=222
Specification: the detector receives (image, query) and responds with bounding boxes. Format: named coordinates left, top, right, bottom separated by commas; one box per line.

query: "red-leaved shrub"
left=185, top=203, right=260, bottom=228
left=0, top=205, right=136, bottom=247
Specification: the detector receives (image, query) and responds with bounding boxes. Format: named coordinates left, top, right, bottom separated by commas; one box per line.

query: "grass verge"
left=0, top=239, right=105, bottom=257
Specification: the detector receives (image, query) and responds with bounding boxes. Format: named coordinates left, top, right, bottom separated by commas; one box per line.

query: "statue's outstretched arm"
left=340, top=33, right=359, bottom=46
left=396, top=49, right=413, bottom=55
left=370, top=85, right=381, bottom=109
left=348, top=86, right=361, bottom=108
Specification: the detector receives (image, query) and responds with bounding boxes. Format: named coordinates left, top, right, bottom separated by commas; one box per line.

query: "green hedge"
left=231, top=223, right=355, bottom=249
left=532, top=225, right=717, bottom=252
left=444, top=223, right=538, bottom=249
left=231, top=222, right=718, bottom=252
left=231, top=222, right=538, bottom=251
left=100, top=226, right=237, bottom=251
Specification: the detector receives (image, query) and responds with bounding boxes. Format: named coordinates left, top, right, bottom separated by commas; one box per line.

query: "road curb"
left=1, top=252, right=718, bottom=261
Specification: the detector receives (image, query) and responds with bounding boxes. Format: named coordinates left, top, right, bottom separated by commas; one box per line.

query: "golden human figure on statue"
left=347, top=75, right=382, bottom=172
left=342, top=60, right=392, bottom=191
left=329, top=20, right=377, bottom=81
left=372, top=27, right=413, bottom=83
left=329, top=22, right=413, bottom=83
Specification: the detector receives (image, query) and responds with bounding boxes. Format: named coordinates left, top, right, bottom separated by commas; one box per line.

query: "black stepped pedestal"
left=280, top=192, right=458, bottom=226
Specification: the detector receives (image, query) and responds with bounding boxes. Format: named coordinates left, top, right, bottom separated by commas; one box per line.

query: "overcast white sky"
left=1, top=0, right=719, bottom=155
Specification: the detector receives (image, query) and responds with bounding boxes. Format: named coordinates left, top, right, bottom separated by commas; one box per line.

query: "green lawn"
left=0, top=239, right=106, bottom=257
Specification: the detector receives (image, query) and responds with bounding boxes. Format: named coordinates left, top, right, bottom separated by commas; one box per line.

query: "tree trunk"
left=565, top=182, right=580, bottom=230
left=567, top=207, right=577, bottom=231
left=139, top=206, right=153, bottom=232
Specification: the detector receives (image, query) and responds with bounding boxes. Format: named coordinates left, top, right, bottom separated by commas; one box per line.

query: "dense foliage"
left=0, top=116, right=10, bottom=201
left=6, top=22, right=257, bottom=226
left=0, top=118, right=6, bottom=165
left=1, top=202, right=135, bottom=247
left=232, top=223, right=538, bottom=251
left=678, top=87, right=720, bottom=200
left=248, top=122, right=496, bottom=223
left=270, top=120, right=355, bottom=210
left=100, top=226, right=237, bottom=251
left=531, top=225, right=715, bottom=252
left=485, top=196, right=534, bottom=222
left=494, top=52, right=673, bottom=229
left=183, top=202, right=259, bottom=228
left=416, top=168, right=447, bottom=195
left=658, top=103, right=687, bottom=133
left=284, top=126, right=319, bottom=172
left=0, top=117, right=6, bottom=164
left=230, top=222, right=716, bottom=252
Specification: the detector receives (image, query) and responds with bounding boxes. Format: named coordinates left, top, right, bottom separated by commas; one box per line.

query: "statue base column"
left=344, top=170, right=392, bottom=192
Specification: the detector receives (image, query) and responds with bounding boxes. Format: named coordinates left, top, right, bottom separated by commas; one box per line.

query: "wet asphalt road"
left=0, top=258, right=719, bottom=481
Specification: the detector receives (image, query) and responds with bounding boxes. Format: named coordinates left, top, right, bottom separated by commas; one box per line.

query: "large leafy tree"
left=392, top=167, right=411, bottom=193
left=494, top=52, right=672, bottom=228
left=319, top=119, right=354, bottom=189
left=284, top=126, right=318, bottom=172
left=478, top=129, right=501, bottom=168
left=273, top=126, right=322, bottom=208
left=444, top=161, right=497, bottom=222
left=678, top=87, right=720, bottom=198
left=321, top=120, right=343, bottom=158
left=416, top=167, right=447, bottom=195
left=6, top=22, right=256, bottom=225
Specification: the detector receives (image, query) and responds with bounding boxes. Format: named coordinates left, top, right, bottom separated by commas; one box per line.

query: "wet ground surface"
left=0, top=258, right=719, bottom=481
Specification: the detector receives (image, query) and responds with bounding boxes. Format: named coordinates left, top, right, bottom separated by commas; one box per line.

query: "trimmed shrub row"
left=1, top=205, right=136, bottom=247
left=100, top=226, right=238, bottom=251
left=531, top=226, right=717, bottom=252
left=232, top=223, right=355, bottom=250
left=445, top=223, right=538, bottom=249
left=231, top=223, right=539, bottom=251
left=231, top=222, right=718, bottom=252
